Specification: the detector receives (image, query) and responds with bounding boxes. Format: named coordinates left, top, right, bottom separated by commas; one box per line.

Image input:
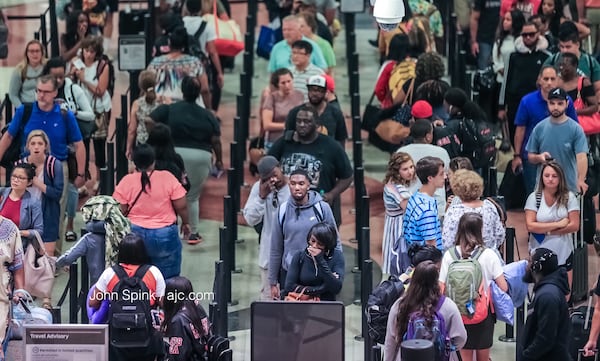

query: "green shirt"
left=313, top=35, right=336, bottom=69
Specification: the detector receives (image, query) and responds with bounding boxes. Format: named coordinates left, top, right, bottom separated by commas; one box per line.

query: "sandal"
left=42, top=298, right=52, bottom=310
left=187, top=233, right=203, bottom=245
left=65, top=231, right=77, bottom=242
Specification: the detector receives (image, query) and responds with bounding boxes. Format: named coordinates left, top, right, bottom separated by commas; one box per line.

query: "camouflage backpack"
left=80, top=196, right=131, bottom=268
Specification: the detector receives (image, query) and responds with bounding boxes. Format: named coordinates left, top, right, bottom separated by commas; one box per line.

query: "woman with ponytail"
left=162, top=276, right=210, bottom=361
left=113, top=144, right=190, bottom=279
left=126, top=70, right=166, bottom=159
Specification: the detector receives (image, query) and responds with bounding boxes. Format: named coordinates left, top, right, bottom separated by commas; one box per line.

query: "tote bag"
left=24, top=231, right=56, bottom=299
left=203, top=0, right=244, bottom=57
left=574, top=76, right=600, bottom=135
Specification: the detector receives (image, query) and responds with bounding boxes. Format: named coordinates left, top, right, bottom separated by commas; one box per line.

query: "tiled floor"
left=3, top=1, right=600, bottom=360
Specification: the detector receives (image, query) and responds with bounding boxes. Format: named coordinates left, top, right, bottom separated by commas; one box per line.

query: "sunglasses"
left=521, top=32, right=537, bottom=38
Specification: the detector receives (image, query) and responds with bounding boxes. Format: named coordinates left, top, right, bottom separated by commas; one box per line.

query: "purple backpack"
left=403, top=295, right=451, bottom=361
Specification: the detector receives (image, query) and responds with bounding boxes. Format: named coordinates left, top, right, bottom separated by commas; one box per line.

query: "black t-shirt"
left=267, top=134, right=353, bottom=192
left=473, top=0, right=501, bottom=44
left=150, top=102, right=220, bottom=152
left=284, top=103, right=348, bottom=143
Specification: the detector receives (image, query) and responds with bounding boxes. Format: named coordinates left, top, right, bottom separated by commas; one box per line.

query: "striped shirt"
left=402, top=191, right=442, bottom=249
left=290, top=64, right=325, bottom=100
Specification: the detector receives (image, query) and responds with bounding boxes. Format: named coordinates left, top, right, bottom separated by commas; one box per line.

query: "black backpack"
left=0, top=103, right=33, bottom=168
left=94, top=54, right=115, bottom=97
left=366, top=275, right=407, bottom=344
left=458, top=118, right=497, bottom=169
left=108, top=264, right=153, bottom=349
left=206, top=334, right=232, bottom=361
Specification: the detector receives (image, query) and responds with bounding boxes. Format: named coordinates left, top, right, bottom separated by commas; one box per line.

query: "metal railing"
left=5, top=0, right=59, bottom=58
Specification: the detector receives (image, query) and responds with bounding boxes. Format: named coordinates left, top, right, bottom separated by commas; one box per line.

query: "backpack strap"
left=133, top=264, right=151, bottom=280
left=112, top=264, right=129, bottom=281
left=470, top=246, right=484, bottom=261
left=70, top=82, right=78, bottom=110
left=45, top=155, right=56, bottom=183
left=535, top=190, right=542, bottom=210
left=435, top=295, right=445, bottom=311
left=313, top=201, right=323, bottom=222
left=450, top=247, right=460, bottom=261
left=194, top=20, right=208, bottom=43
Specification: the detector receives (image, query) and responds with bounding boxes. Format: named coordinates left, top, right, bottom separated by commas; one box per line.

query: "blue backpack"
left=403, top=295, right=451, bottom=361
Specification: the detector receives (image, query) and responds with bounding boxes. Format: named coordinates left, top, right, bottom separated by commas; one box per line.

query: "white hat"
left=307, top=75, right=326, bottom=88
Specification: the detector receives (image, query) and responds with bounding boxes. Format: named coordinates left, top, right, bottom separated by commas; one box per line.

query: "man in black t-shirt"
left=284, top=75, right=348, bottom=149
left=470, top=0, right=501, bottom=70
left=269, top=104, right=353, bottom=225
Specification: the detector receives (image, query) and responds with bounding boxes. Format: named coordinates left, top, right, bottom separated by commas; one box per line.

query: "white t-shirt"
left=182, top=16, right=217, bottom=55
left=81, top=60, right=112, bottom=113
left=439, top=246, right=504, bottom=287
left=524, top=191, right=579, bottom=265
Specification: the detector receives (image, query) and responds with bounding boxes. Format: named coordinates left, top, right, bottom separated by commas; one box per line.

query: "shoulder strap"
left=535, top=191, right=542, bottom=210
left=45, top=155, right=56, bottom=182
left=112, top=264, right=128, bottom=281
left=70, top=83, right=78, bottom=109
left=424, top=3, right=437, bottom=17
left=313, top=201, right=323, bottom=222
left=435, top=295, right=445, bottom=311
left=278, top=200, right=288, bottom=225
left=194, top=20, right=208, bottom=41
left=94, top=58, right=105, bottom=81
left=451, top=247, right=460, bottom=261
left=404, top=78, right=416, bottom=106
left=471, top=246, right=483, bottom=261
left=124, top=188, right=145, bottom=217
left=133, top=264, right=151, bottom=280
left=20, top=103, right=34, bottom=132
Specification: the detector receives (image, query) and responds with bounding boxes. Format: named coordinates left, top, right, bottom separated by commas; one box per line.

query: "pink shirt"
left=113, top=170, right=187, bottom=229
left=262, top=89, right=304, bottom=142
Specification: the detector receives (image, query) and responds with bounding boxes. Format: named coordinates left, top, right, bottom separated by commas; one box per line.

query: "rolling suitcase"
left=570, top=292, right=597, bottom=361
left=572, top=194, right=590, bottom=303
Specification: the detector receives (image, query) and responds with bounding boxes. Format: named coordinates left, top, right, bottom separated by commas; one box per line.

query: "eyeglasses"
left=36, top=88, right=55, bottom=95
left=272, top=190, right=279, bottom=208
left=11, top=175, right=28, bottom=182
left=521, top=32, right=537, bottom=38
left=292, top=50, right=308, bottom=55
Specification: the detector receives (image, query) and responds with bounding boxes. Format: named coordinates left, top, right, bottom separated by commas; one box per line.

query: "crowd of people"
left=5, top=0, right=600, bottom=360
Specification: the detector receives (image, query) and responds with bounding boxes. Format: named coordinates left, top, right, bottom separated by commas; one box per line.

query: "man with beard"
left=284, top=75, right=347, bottom=148
left=512, top=66, right=578, bottom=194
left=243, top=156, right=291, bottom=300
left=267, top=168, right=339, bottom=299
left=269, top=104, right=352, bottom=226
left=518, top=248, right=571, bottom=361
left=527, top=87, right=588, bottom=194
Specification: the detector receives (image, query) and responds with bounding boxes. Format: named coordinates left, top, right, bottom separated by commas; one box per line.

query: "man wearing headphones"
left=518, top=248, right=571, bottom=361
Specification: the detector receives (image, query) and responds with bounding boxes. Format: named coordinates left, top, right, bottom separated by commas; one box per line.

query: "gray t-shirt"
left=524, top=191, right=579, bottom=265
left=526, top=117, right=588, bottom=192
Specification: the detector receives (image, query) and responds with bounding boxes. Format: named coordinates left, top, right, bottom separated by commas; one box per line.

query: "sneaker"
left=187, top=233, right=203, bottom=245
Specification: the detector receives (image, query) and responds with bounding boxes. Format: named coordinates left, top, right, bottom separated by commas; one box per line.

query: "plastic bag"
left=491, top=282, right=514, bottom=326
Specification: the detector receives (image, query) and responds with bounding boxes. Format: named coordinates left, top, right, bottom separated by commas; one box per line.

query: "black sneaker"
left=187, top=233, right=203, bottom=245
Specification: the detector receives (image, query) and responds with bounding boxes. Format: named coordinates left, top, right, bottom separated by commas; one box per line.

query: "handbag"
left=573, top=76, right=600, bottom=135
left=203, top=0, right=244, bottom=57
left=77, top=118, right=97, bottom=139
left=284, top=287, right=320, bottom=302
left=257, top=18, right=280, bottom=60
left=24, top=231, right=56, bottom=299
left=362, top=91, right=381, bottom=131
left=10, top=289, right=53, bottom=340
left=391, top=78, right=415, bottom=126
left=473, top=65, right=496, bottom=92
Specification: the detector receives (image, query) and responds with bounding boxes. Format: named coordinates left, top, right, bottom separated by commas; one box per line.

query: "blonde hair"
left=17, top=39, right=47, bottom=82
left=450, top=169, right=484, bottom=202
left=26, top=129, right=52, bottom=154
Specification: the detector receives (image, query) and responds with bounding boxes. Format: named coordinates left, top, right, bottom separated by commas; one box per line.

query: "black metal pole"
left=48, top=0, right=60, bottom=57
left=214, top=259, right=228, bottom=338
left=218, top=226, right=232, bottom=308
left=69, top=262, right=78, bottom=323
left=499, top=227, right=516, bottom=343
left=80, top=257, right=89, bottom=324
left=353, top=166, right=365, bottom=270
left=106, top=142, right=115, bottom=194
left=115, top=117, right=128, bottom=183
left=362, top=257, right=374, bottom=360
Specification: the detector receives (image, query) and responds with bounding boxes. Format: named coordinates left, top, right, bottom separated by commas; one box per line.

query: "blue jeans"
left=523, top=158, right=539, bottom=195
left=477, top=41, right=493, bottom=70
left=131, top=224, right=182, bottom=279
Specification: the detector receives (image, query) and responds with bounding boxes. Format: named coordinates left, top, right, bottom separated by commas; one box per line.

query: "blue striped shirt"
left=402, top=192, right=442, bottom=249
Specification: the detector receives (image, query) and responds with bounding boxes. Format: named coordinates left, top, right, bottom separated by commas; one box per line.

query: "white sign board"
left=24, top=324, right=108, bottom=361
left=118, top=35, right=147, bottom=71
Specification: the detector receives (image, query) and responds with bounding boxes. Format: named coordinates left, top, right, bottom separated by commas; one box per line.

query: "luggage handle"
left=585, top=291, right=594, bottom=330
left=578, top=349, right=599, bottom=361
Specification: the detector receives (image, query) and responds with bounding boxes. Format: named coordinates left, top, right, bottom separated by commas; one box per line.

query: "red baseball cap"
left=323, top=74, right=335, bottom=93
left=411, top=100, right=433, bottom=119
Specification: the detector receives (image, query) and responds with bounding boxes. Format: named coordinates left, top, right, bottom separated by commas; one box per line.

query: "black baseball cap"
left=547, top=87, right=568, bottom=101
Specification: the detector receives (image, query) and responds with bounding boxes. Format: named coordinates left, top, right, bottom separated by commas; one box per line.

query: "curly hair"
left=415, top=79, right=450, bottom=109
left=383, top=152, right=415, bottom=186
left=395, top=260, right=441, bottom=340
left=449, top=169, right=484, bottom=202
left=415, top=52, right=445, bottom=82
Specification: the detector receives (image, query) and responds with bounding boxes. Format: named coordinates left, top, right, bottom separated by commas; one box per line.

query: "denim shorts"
left=131, top=224, right=182, bottom=279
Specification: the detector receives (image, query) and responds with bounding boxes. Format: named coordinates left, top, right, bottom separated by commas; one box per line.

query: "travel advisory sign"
left=24, top=324, right=108, bottom=360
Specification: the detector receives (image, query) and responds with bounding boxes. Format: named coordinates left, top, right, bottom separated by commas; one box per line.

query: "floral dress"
left=382, top=182, right=412, bottom=276
left=135, top=97, right=161, bottom=145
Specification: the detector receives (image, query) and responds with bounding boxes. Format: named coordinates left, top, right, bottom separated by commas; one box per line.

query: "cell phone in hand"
left=73, top=58, right=85, bottom=70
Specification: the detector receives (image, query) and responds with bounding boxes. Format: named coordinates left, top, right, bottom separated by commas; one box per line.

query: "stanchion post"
left=214, top=259, right=228, bottom=338
left=355, top=258, right=373, bottom=344
left=69, top=263, right=78, bottom=323
left=99, top=167, right=108, bottom=195
left=48, top=0, right=60, bottom=57
left=448, top=13, right=457, bottom=86
left=353, top=166, right=365, bottom=272
left=487, top=166, right=498, bottom=197
left=499, top=227, right=516, bottom=342
left=115, top=116, right=128, bottom=183
left=106, top=142, right=115, bottom=194
left=80, top=257, right=89, bottom=324
left=229, top=142, right=242, bottom=213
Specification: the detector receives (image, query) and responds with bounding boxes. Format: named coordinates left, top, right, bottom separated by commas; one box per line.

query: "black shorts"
left=562, top=252, right=574, bottom=271
left=106, top=0, right=118, bottom=12
left=464, top=308, right=495, bottom=350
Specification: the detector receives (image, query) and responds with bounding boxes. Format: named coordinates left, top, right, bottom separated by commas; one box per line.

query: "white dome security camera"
left=372, top=0, right=405, bottom=32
